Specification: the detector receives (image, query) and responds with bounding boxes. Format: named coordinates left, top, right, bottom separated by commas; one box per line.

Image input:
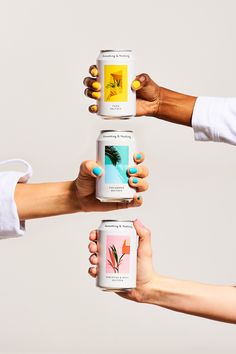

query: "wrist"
left=140, top=275, right=181, bottom=306
left=157, top=87, right=197, bottom=127
left=140, top=274, right=165, bottom=304
left=70, top=180, right=83, bottom=213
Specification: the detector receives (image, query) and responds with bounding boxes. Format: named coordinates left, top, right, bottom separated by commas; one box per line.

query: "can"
left=96, top=130, right=136, bottom=202
left=96, top=220, right=137, bottom=291
left=96, top=49, right=136, bottom=118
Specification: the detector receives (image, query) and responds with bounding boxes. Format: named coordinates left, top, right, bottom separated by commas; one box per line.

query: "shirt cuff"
left=0, top=159, right=32, bottom=239
left=192, top=96, right=236, bottom=145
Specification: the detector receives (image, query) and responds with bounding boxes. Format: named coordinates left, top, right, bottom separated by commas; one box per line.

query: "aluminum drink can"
left=96, top=49, right=136, bottom=118
left=96, top=130, right=136, bottom=202
left=96, top=220, right=137, bottom=291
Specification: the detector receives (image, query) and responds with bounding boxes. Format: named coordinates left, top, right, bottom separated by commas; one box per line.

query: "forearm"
left=158, top=87, right=197, bottom=127
left=15, top=181, right=80, bottom=220
left=144, top=275, right=236, bottom=323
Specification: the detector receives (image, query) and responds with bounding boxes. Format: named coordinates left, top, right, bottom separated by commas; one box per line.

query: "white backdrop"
left=0, top=0, right=236, bottom=353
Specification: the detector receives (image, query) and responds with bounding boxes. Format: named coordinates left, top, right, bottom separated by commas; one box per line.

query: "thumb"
left=79, top=160, right=103, bottom=179
left=133, top=219, right=152, bottom=257
left=131, top=73, right=159, bottom=101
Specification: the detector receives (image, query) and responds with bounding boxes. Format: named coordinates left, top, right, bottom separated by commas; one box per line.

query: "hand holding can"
left=84, top=57, right=163, bottom=119
left=88, top=219, right=155, bottom=296
left=95, top=220, right=138, bottom=292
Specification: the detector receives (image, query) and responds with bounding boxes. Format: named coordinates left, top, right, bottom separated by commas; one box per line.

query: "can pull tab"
left=0, top=159, right=33, bottom=182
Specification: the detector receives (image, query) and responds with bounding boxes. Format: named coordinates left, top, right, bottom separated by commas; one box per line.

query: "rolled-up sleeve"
left=0, top=159, right=32, bottom=239
left=192, top=97, right=236, bottom=145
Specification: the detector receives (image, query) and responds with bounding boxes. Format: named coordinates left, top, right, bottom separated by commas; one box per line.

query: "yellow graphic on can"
left=104, top=65, right=128, bottom=102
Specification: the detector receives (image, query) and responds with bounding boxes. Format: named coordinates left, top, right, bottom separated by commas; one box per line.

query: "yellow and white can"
left=97, top=50, right=136, bottom=118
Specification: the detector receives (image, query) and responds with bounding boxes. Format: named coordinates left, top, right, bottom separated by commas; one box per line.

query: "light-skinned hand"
left=76, top=154, right=148, bottom=212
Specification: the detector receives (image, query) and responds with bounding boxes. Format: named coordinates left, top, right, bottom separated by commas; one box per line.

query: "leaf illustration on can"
left=107, top=239, right=130, bottom=273
left=105, top=146, right=121, bottom=166
left=105, top=145, right=128, bottom=184
left=105, top=70, right=123, bottom=101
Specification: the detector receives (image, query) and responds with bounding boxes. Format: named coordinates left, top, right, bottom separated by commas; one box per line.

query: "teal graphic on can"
left=105, top=145, right=129, bottom=184
left=96, top=130, right=136, bottom=202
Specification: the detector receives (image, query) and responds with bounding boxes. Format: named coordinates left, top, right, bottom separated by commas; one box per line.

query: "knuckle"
left=139, top=73, right=150, bottom=80
left=143, top=227, right=151, bottom=238
left=83, top=77, right=90, bottom=85
left=144, top=166, right=149, bottom=176
left=89, top=241, right=94, bottom=249
left=80, top=160, right=92, bottom=175
left=81, top=160, right=90, bottom=169
left=85, top=160, right=92, bottom=168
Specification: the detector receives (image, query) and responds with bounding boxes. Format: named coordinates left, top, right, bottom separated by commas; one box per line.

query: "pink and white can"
left=96, top=220, right=137, bottom=292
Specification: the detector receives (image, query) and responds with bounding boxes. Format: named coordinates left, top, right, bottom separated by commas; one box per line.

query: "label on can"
left=96, top=130, right=136, bottom=202
left=105, top=145, right=129, bottom=184
left=104, top=65, right=128, bottom=102
left=106, top=235, right=130, bottom=274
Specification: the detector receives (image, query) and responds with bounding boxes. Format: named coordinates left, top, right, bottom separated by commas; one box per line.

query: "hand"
left=88, top=219, right=157, bottom=302
left=83, top=65, right=161, bottom=117
left=75, top=153, right=148, bottom=212
left=88, top=220, right=236, bottom=323
left=84, top=65, right=196, bottom=126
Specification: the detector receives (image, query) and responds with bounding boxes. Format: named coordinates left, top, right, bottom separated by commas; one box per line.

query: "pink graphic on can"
left=106, top=236, right=130, bottom=274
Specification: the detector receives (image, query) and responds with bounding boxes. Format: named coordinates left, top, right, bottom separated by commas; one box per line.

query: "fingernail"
left=92, top=81, right=100, bottom=90
left=89, top=105, right=98, bottom=113
left=132, top=177, right=139, bottom=184
left=135, top=219, right=144, bottom=228
left=92, top=166, right=102, bottom=176
left=129, top=167, right=138, bottom=174
left=92, top=91, right=100, bottom=99
left=90, top=67, right=98, bottom=76
left=136, top=153, right=142, bottom=160
left=132, top=80, right=141, bottom=90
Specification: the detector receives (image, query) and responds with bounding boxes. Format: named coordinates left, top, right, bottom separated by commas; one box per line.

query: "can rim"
left=101, top=219, right=133, bottom=222
left=100, top=49, right=132, bottom=53
left=100, top=130, right=134, bottom=133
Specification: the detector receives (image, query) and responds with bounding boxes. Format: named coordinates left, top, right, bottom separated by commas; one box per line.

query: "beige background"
left=0, top=0, right=236, bottom=353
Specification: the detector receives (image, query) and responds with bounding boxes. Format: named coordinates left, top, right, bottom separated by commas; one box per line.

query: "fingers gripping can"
left=97, top=50, right=136, bottom=118
left=96, top=130, right=136, bottom=202
left=96, top=220, right=137, bottom=291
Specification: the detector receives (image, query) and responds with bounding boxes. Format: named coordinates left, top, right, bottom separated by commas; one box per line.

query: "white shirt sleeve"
left=192, top=96, right=236, bottom=145
left=0, top=159, right=32, bottom=239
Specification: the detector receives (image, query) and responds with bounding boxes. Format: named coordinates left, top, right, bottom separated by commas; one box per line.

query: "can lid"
left=100, top=49, right=132, bottom=53
left=100, top=130, right=133, bottom=133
